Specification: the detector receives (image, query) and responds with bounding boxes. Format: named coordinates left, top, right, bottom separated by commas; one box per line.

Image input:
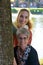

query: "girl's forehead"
left=20, top=11, right=28, bottom=14
left=19, top=11, right=29, bottom=16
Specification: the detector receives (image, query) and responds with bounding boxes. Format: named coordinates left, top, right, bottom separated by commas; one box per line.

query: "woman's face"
left=17, top=11, right=29, bottom=27
left=18, top=34, right=29, bottom=51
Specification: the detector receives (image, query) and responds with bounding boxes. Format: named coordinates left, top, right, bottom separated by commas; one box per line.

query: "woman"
left=12, top=9, right=33, bottom=47
left=14, top=28, right=40, bottom=65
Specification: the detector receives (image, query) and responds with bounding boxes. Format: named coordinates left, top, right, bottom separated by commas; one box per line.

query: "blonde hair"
left=13, top=9, right=33, bottom=30
left=16, top=28, right=30, bottom=38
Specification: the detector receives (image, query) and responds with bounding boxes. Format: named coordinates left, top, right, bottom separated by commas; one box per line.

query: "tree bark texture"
left=0, top=0, right=14, bottom=65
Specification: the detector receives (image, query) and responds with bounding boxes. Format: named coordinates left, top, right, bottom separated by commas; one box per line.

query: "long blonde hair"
left=17, top=9, right=33, bottom=30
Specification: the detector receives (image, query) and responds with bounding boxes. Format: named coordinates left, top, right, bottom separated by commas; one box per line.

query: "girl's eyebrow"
left=20, top=15, right=28, bottom=18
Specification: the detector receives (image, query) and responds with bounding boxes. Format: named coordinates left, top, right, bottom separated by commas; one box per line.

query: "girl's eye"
left=20, top=15, right=28, bottom=19
left=20, top=15, right=23, bottom=18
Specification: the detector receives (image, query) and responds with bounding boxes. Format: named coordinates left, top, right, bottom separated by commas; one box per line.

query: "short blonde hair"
left=16, top=28, right=30, bottom=38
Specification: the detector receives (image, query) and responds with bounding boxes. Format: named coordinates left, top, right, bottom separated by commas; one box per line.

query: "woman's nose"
left=21, top=39, right=25, bottom=43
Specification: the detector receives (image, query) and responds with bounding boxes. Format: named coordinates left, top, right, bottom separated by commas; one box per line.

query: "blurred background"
left=10, top=0, right=43, bottom=8
left=10, top=0, right=43, bottom=65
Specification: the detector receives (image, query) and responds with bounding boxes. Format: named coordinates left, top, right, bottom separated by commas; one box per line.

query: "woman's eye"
left=25, top=16, right=28, bottom=18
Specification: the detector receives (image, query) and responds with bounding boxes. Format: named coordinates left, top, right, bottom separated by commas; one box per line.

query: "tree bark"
left=0, top=0, right=14, bottom=65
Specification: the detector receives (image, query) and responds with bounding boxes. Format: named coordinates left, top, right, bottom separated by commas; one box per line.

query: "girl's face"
left=17, top=11, right=29, bottom=28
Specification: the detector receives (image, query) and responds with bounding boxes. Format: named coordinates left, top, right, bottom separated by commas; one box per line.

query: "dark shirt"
left=14, top=46, right=40, bottom=65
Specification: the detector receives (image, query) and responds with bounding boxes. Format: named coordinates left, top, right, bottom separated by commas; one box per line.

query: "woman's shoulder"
left=14, top=46, right=18, bottom=54
left=30, top=46, right=38, bottom=55
left=14, top=46, right=18, bottom=57
left=14, top=46, right=18, bottom=51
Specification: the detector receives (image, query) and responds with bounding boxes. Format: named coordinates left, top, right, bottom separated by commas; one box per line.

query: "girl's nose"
left=22, top=18, right=25, bottom=22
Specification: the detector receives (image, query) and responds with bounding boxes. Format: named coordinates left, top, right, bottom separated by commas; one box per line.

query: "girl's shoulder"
left=13, top=21, right=18, bottom=29
left=12, top=22, right=17, bottom=35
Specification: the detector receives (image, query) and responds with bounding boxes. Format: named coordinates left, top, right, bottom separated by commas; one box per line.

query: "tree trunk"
left=0, top=0, right=14, bottom=65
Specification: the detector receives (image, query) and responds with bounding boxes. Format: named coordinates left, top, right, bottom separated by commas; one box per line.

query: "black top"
left=14, top=46, right=40, bottom=65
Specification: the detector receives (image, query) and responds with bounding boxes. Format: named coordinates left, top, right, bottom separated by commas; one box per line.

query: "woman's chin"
left=21, top=46, right=26, bottom=51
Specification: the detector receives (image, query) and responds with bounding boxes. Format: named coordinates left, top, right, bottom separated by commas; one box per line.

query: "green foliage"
left=41, top=64, right=43, bottom=65
left=11, top=8, right=18, bottom=13
left=11, top=8, right=43, bottom=14
left=30, top=8, right=43, bottom=14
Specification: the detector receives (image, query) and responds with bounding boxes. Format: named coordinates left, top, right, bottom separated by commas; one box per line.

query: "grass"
left=39, top=59, right=43, bottom=65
